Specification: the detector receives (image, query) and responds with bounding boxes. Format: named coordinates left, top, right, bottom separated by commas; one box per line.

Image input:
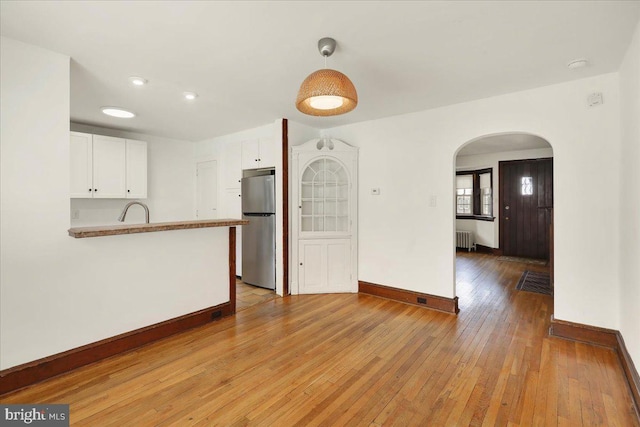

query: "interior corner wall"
left=1, top=37, right=228, bottom=370
left=325, top=73, right=621, bottom=329
left=619, top=21, right=640, bottom=369
left=1, top=37, right=71, bottom=368
left=455, top=147, right=554, bottom=248
left=289, top=120, right=321, bottom=146
left=69, top=123, right=196, bottom=226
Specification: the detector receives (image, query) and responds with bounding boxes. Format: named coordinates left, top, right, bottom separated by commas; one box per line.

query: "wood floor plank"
left=1, top=252, right=637, bottom=426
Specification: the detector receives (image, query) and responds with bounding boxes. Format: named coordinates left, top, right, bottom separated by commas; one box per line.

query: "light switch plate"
left=71, top=209, right=80, bottom=219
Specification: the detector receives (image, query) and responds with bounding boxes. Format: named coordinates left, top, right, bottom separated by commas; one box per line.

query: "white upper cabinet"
left=70, top=132, right=147, bottom=199
left=92, top=135, right=126, bottom=198
left=125, top=139, right=147, bottom=199
left=241, top=138, right=276, bottom=170
left=70, top=132, right=93, bottom=198
left=258, top=137, right=277, bottom=168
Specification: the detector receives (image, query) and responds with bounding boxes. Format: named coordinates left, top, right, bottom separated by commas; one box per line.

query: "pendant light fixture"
left=296, top=37, right=358, bottom=116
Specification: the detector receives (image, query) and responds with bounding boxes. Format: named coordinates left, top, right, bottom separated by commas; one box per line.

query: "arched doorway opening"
left=453, top=132, right=554, bottom=307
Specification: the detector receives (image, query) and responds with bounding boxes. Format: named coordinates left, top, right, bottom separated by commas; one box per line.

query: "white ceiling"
left=457, top=133, right=551, bottom=156
left=1, top=1, right=639, bottom=142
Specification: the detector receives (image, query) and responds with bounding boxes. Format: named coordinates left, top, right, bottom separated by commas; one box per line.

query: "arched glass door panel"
left=300, top=157, right=349, bottom=233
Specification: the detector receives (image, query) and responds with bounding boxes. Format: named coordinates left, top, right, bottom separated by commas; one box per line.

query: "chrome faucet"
left=118, top=201, right=150, bottom=223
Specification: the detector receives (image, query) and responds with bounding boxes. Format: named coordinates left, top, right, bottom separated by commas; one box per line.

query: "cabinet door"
left=223, top=189, right=243, bottom=276
left=241, top=139, right=260, bottom=170
left=196, top=160, right=218, bottom=219
left=92, top=135, right=126, bottom=198
left=222, top=142, right=242, bottom=189
left=126, top=140, right=147, bottom=199
left=70, top=132, right=93, bottom=198
left=299, top=240, right=324, bottom=294
left=299, top=239, right=351, bottom=294
left=258, top=137, right=277, bottom=168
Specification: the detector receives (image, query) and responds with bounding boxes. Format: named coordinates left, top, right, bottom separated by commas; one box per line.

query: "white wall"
left=70, top=123, right=196, bottom=226
left=289, top=120, right=321, bottom=145
left=325, top=73, right=621, bottom=332
left=619, top=22, right=640, bottom=370
left=455, top=146, right=553, bottom=248
left=0, top=37, right=230, bottom=370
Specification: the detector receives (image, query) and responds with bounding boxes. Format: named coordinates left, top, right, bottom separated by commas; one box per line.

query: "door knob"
left=505, top=217, right=510, bottom=220
left=300, top=262, right=303, bottom=266
left=505, top=206, right=510, bottom=210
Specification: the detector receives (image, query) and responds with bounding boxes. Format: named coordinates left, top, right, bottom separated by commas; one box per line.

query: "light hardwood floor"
left=236, top=279, right=279, bottom=312
left=2, top=253, right=637, bottom=426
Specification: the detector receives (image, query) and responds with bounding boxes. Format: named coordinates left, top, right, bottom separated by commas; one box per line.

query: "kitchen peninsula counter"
left=68, top=218, right=248, bottom=238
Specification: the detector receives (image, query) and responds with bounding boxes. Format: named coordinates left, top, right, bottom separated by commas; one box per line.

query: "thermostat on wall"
left=588, top=92, right=603, bottom=107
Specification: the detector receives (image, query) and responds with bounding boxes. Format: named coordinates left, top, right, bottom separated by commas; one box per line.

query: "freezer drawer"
left=242, top=214, right=276, bottom=289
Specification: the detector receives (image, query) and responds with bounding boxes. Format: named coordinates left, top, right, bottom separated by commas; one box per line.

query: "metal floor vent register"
left=515, top=270, right=552, bottom=296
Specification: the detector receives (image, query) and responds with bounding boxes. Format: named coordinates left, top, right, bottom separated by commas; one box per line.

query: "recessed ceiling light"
left=567, top=59, right=588, bottom=70
left=101, top=107, right=135, bottom=118
left=183, top=92, right=198, bottom=100
left=129, top=76, right=148, bottom=86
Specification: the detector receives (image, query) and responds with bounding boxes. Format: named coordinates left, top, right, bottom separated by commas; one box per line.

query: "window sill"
left=456, top=215, right=495, bottom=222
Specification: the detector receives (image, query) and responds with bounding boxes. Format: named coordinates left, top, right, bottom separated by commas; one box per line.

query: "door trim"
left=282, top=119, right=289, bottom=296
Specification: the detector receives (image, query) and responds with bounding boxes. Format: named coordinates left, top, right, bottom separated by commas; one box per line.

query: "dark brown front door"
left=499, top=158, right=553, bottom=259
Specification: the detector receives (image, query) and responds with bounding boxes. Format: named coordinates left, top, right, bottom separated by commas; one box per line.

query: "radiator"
left=456, top=231, right=475, bottom=252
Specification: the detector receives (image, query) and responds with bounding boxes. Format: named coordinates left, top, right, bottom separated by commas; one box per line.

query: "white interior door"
left=196, top=160, right=218, bottom=219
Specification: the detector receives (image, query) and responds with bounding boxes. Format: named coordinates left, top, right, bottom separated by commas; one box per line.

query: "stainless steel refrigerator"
left=241, top=174, right=276, bottom=289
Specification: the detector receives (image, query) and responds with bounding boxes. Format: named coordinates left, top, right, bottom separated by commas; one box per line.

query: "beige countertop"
left=68, top=218, right=249, bottom=238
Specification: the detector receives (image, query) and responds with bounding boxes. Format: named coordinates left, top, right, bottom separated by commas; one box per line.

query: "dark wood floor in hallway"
left=2, top=253, right=637, bottom=426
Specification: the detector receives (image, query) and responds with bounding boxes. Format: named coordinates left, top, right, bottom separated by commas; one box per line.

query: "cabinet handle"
left=258, top=158, right=261, bottom=161
left=127, top=189, right=130, bottom=193
left=300, top=263, right=303, bottom=266
left=94, top=189, right=97, bottom=192
left=89, top=189, right=92, bottom=192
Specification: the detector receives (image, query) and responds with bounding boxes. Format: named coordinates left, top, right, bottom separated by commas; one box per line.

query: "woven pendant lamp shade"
left=296, top=68, right=358, bottom=116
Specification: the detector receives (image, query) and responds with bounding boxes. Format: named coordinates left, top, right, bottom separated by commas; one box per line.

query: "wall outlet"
left=371, top=188, right=381, bottom=195
left=71, top=209, right=80, bottom=220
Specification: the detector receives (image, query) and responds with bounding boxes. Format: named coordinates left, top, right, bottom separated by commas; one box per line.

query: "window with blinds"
left=456, top=168, right=493, bottom=219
